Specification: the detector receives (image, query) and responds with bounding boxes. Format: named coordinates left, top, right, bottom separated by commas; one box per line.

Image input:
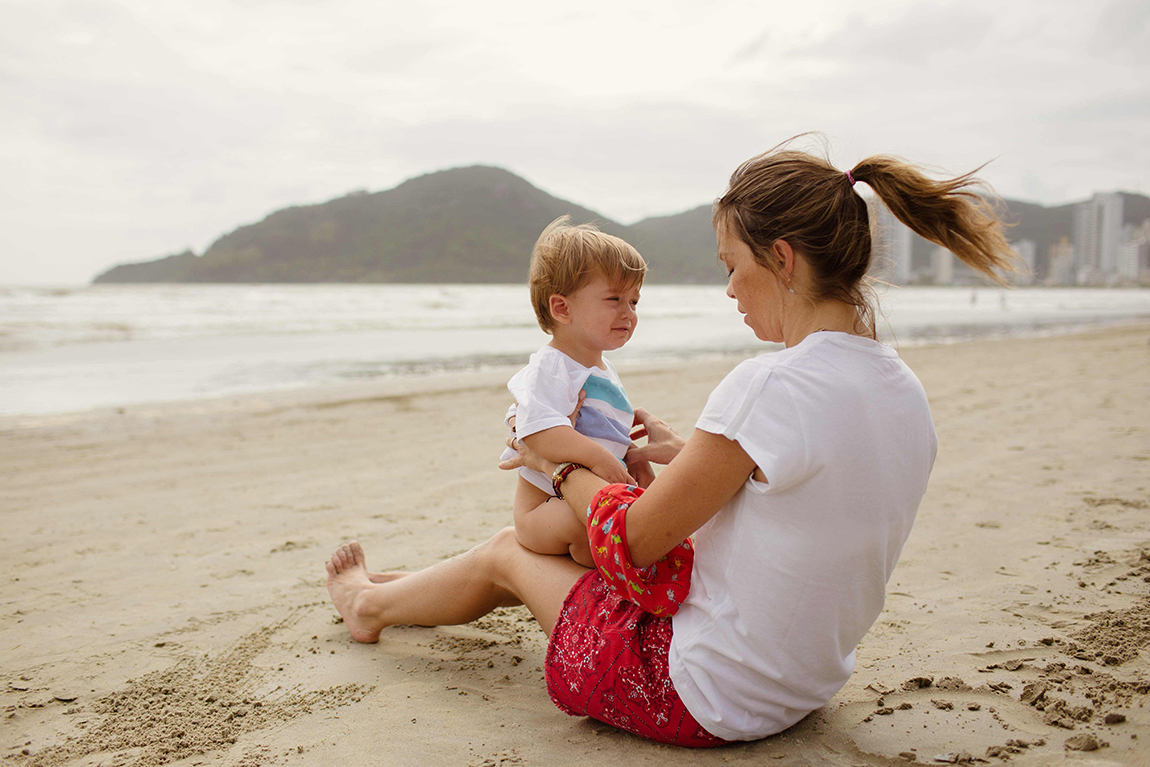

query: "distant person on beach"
left=326, top=138, right=1017, bottom=746
left=495, top=216, right=651, bottom=569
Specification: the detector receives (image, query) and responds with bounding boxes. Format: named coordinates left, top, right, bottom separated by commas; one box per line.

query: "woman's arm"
left=535, top=428, right=757, bottom=568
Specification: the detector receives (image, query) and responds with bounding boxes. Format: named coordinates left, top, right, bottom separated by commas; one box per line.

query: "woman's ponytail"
left=850, top=157, right=1018, bottom=285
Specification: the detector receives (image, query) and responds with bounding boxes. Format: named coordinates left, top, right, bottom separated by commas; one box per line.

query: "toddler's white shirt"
left=500, top=345, right=633, bottom=494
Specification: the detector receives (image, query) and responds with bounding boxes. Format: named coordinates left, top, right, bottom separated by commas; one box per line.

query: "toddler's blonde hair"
left=529, top=216, right=647, bottom=333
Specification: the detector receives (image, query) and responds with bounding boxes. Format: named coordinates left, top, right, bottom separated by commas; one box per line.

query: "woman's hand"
left=499, top=433, right=557, bottom=476
left=625, top=453, right=656, bottom=489
left=627, top=408, right=687, bottom=465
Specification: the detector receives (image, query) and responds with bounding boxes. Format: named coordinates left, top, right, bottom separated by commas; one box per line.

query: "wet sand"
left=2, top=324, right=1148, bottom=765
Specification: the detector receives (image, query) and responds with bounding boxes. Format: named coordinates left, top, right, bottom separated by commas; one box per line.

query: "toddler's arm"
left=522, top=426, right=634, bottom=486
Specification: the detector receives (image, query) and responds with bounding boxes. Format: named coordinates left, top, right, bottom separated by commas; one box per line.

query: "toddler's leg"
left=512, top=477, right=593, bottom=568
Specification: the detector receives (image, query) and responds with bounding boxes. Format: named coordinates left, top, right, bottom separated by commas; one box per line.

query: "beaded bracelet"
left=551, top=461, right=586, bottom=500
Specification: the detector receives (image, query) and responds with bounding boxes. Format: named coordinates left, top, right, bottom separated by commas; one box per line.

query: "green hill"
left=95, top=166, right=654, bottom=284
left=94, top=250, right=201, bottom=283
left=628, top=205, right=722, bottom=284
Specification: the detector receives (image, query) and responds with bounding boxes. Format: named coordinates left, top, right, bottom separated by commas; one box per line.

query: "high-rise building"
left=1073, top=193, right=1124, bottom=282
left=1010, top=240, right=1037, bottom=285
left=1046, top=237, right=1076, bottom=286
left=932, top=247, right=953, bottom=285
left=867, top=199, right=912, bottom=284
left=1117, top=220, right=1150, bottom=280
left=1072, top=201, right=1096, bottom=275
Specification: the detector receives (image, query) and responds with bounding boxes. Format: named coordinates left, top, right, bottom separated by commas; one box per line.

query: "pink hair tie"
left=846, top=170, right=857, bottom=187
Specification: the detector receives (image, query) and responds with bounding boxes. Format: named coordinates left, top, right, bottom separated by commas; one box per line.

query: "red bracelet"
left=551, top=462, right=586, bottom=500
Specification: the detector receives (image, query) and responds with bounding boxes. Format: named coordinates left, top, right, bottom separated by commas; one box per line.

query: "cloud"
left=731, top=30, right=771, bottom=65
left=1, top=0, right=1148, bottom=283
left=791, top=4, right=997, bottom=64
left=1044, top=90, right=1150, bottom=124
left=1091, top=0, right=1150, bottom=62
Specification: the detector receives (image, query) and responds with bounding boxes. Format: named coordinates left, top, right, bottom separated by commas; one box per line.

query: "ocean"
left=1, top=284, right=1147, bottom=416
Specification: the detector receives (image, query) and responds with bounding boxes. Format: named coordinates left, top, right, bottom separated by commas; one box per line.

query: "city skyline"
left=871, top=190, right=1150, bottom=287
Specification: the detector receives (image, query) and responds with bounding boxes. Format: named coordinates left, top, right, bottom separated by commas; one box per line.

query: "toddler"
left=500, top=216, right=649, bottom=567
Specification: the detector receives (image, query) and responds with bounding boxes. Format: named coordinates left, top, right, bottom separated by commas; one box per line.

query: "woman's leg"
left=326, top=527, right=589, bottom=643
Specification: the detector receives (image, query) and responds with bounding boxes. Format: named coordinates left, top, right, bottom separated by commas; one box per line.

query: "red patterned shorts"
left=544, top=571, right=727, bottom=748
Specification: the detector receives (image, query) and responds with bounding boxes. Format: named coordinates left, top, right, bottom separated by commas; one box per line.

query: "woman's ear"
left=548, top=294, right=573, bottom=325
left=772, top=239, right=797, bottom=282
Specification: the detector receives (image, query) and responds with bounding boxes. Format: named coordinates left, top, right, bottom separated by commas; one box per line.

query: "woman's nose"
left=726, top=280, right=735, bottom=300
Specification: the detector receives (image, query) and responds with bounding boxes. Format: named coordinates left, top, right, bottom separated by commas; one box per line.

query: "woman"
left=325, top=142, right=1017, bottom=746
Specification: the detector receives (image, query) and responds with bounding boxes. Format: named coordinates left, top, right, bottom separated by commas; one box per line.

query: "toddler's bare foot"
left=349, top=540, right=409, bottom=584
left=326, top=542, right=387, bottom=643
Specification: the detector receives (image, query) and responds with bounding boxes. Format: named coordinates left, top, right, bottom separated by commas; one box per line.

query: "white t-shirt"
left=500, top=345, right=634, bottom=495
left=668, top=331, right=937, bottom=741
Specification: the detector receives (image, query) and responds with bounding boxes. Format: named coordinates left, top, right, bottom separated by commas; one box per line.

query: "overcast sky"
left=2, top=0, right=1147, bottom=284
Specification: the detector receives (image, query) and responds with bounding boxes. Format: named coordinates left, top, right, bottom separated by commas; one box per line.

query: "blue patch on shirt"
left=581, top=374, right=632, bottom=414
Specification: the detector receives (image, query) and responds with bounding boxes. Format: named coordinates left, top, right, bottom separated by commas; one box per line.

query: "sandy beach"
left=2, top=324, right=1148, bottom=766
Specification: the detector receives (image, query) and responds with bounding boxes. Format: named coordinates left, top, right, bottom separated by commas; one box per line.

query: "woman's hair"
left=713, top=137, right=1019, bottom=335
left=529, top=215, right=647, bottom=333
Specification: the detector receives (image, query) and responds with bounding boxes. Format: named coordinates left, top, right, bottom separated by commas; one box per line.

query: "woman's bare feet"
left=349, top=541, right=409, bottom=584
left=325, top=541, right=388, bottom=643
